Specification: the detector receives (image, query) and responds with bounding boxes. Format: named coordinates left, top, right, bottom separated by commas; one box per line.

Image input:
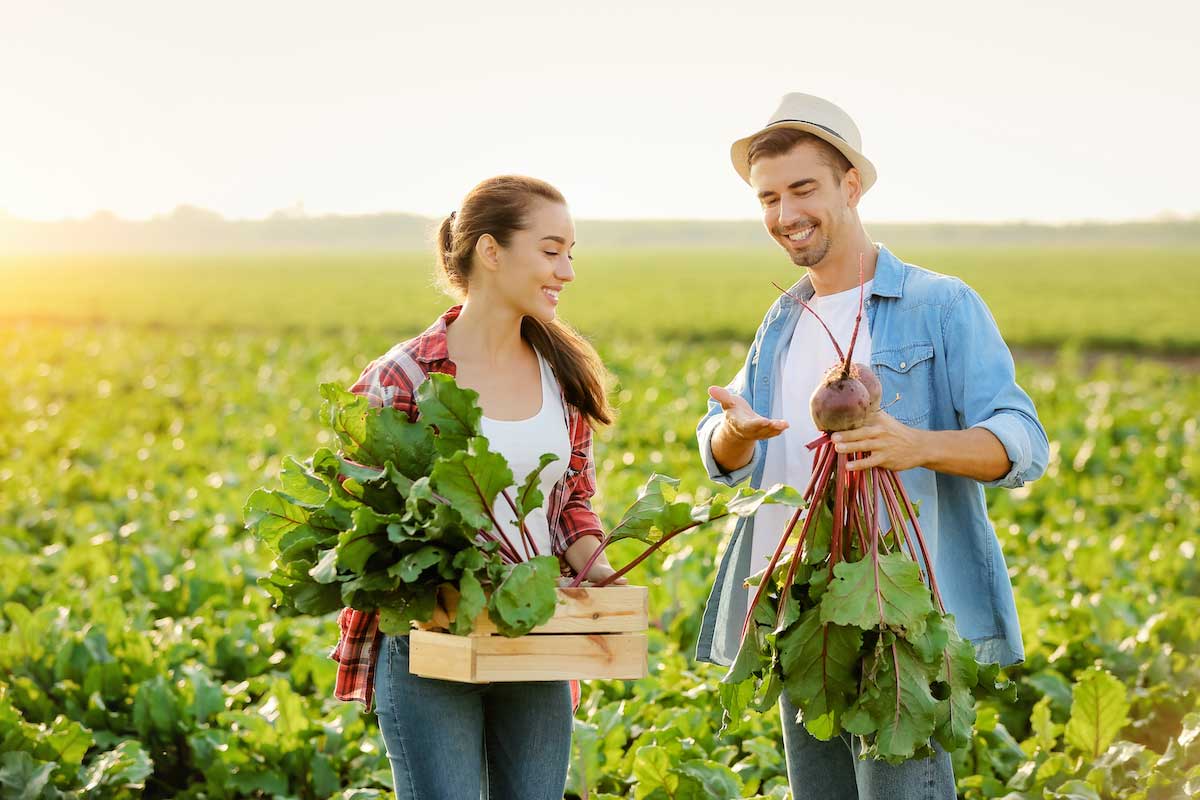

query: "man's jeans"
left=373, top=633, right=573, bottom=800
left=781, top=693, right=955, bottom=800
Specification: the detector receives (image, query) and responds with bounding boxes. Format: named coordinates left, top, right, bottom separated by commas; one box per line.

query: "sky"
left=2, top=0, right=1197, bottom=224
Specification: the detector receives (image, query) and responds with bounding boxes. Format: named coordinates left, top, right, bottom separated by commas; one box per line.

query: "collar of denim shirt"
left=776, top=243, right=907, bottom=308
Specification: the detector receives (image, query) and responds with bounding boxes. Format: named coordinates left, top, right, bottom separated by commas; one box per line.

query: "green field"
left=2, top=247, right=1198, bottom=350
left=2, top=248, right=1198, bottom=799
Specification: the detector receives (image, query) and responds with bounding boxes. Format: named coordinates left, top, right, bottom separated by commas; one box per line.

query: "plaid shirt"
left=330, top=305, right=602, bottom=710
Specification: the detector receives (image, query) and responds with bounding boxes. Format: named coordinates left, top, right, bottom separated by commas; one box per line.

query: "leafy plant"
left=245, top=374, right=567, bottom=637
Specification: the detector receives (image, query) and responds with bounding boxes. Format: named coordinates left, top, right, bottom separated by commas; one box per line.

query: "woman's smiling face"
left=491, top=199, right=576, bottom=322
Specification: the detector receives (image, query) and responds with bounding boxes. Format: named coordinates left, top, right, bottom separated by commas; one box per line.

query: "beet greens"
left=245, top=375, right=565, bottom=637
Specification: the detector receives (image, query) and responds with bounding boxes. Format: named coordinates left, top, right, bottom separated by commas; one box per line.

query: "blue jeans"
left=780, top=693, right=955, bottom=800
left=373, top=633, right=573, bottom=800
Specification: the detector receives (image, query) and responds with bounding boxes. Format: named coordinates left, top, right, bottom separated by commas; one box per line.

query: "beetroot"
left=811, top=367, right=871, bottom=431
left=851, top=362, right=882, bottom=412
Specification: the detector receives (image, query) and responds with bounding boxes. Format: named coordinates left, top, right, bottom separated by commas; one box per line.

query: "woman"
left=329, top=175, right=622, bottom=799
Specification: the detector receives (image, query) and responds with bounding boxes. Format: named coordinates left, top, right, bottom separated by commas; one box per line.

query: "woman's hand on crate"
left=577, top=562, right=628, bottom=586
left=565, top=536, right=628, bottom=585
left=414, top=583, right=460, bottom=631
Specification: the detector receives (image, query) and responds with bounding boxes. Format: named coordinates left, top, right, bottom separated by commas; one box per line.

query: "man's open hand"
left=708, top=386, right=789, bottom=443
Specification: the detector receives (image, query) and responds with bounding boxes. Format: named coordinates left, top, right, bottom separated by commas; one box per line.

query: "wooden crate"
left=408, top=585, right=648, bottom=683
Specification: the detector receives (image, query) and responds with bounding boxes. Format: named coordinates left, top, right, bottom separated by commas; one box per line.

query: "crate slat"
left=408, top=585, right=650, bottom=683
left=409, top=630, right=648, bottom=683
left=406, top=629, right=477, bottom=682
left=469, top=585, right=648, bottom=635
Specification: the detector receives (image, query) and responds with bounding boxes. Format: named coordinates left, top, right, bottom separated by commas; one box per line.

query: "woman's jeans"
left=373, top=633, right=573, bottom=800
left=780, top=693, right=956, bottom=800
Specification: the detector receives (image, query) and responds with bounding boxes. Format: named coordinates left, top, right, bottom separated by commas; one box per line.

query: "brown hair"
left=746, top=128, right=853, bottom=182
left=436, top=175, right=613, bottom=427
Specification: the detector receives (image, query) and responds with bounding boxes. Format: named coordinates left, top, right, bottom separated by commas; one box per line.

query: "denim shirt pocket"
left=871, top=342, right=935, bottom=426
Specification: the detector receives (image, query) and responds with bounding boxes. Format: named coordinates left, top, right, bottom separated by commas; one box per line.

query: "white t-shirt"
left=480, top=351, right=571, bottom=559
left=750, top=281, right=874, bottom=584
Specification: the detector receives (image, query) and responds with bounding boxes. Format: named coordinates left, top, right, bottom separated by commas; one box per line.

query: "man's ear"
left=475, top=234, right=501, bottom=272
left=843, top=167, right=863, bottom=209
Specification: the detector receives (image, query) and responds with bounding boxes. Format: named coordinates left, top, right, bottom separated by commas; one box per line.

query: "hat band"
left=770, top=118, right=847, bottom=143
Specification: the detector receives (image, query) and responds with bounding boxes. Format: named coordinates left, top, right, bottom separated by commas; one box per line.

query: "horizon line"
left=2, top=206, right=1198, bottom=228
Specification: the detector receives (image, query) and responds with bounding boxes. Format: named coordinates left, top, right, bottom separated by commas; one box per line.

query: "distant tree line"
left=2, top=205, right=1198, bottom=252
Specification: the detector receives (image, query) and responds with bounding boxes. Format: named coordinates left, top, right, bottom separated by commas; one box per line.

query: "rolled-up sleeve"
left=973, top=412, right=1039, bottom=489
left=943, top=284, right=1049, bottom=490
left=698, top=401, right=759, bottom=486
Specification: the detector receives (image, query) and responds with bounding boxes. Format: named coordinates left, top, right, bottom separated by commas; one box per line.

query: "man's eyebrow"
left=757, top=178, right=817, bottom=200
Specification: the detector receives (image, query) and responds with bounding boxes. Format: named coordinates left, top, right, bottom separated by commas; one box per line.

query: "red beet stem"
left=593, top=519, right=709, bottom=587
left=865, top=468, right=890, bottom=554
left=568, top=530, right=613, bottom=588
left=885, top=470, right=946, bottom=613
left=742, top=503, right=806, bottom=639
left=743, top=450, right=837, bottom=640
left=876, top=469, right=918, bottom=564
left=476, top=528, right=522, bottom=564
left=470, top=472, right=526, bottom=564
left=499, top=488, right=540, bottom=560
left=804, top=440, right=836, bottom=503
left=830, top=452, right=848, bottom=570
left=848, top=458, right=871, bottom=553
left=572, top=506, right=722, bottom=589
left=779, top=443, right=836, bottom=615
left=775, top=463, right=836, bottom=627
left=807, top=433, right=832, bottom=452
left=842, top=252, right=867, bottom=375
left=777, top=439, right=835, bottom=602
left=772, top=282, right=845, bottom=362
left=871, top=517, right=886, bottom=624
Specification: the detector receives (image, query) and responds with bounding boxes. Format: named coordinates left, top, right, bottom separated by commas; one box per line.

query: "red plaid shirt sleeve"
left=551, top=410, right=605, bottom=556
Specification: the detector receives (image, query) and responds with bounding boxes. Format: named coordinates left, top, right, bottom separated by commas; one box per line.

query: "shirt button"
left=900, top=362, right=907, bottom=369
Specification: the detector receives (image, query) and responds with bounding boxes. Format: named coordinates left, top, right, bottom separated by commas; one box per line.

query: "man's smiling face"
left=750, top=141, right=857, bottom=269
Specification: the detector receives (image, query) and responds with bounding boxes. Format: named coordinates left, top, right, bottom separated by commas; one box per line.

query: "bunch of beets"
left=718, top=256, right=1011, bottom=763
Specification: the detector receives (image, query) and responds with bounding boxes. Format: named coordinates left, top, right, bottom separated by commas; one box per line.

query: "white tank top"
left=479, top=351, right=571, bottom=559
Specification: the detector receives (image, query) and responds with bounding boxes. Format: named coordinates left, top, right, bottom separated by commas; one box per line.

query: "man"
left=695, top=92, right=1049, bottom=798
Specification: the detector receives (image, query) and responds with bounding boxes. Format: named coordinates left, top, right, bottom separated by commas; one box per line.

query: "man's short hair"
left=745, top=128, right=854, bottom=183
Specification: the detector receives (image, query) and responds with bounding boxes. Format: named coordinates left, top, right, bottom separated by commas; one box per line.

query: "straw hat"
left=730, top=92, right=877, bottom=192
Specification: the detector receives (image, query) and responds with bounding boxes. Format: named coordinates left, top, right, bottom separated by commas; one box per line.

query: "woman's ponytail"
left=521, top=316, right=613, bottom=427
left=435, top=212, right=465, bottom=298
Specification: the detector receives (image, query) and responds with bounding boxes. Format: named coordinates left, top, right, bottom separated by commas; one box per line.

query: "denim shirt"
left=695, top=245, right=1049, bottom=669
